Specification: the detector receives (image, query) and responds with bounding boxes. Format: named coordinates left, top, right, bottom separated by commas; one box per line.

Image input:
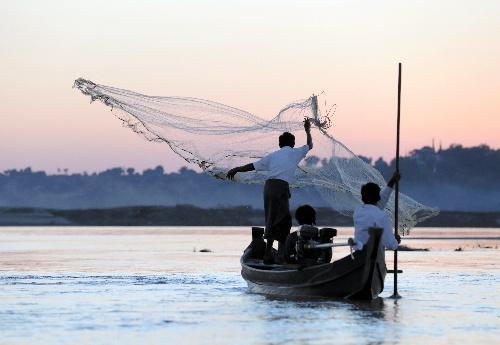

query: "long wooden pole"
left=392, top=63, right=402, bottom=298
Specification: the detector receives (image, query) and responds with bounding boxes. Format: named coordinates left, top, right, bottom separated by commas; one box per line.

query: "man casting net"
left=73, top=78, right=438, bottom=233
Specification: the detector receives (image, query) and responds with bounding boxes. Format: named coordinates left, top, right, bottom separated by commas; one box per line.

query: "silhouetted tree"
left=0, top=144, right=499, bottom=211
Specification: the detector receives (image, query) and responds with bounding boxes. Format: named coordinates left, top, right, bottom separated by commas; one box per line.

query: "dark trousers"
left=263, top=179, right=292, bottom=243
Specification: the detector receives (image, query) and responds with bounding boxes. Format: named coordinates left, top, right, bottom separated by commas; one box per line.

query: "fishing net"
left=73, top=78, right=438, bottom=233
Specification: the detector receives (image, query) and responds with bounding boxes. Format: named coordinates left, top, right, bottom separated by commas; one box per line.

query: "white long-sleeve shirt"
left=353, top=187, right=399, bottom=251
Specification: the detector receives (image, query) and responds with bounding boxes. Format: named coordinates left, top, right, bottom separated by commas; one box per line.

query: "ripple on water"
left=0, top=271, right=499, bottom=344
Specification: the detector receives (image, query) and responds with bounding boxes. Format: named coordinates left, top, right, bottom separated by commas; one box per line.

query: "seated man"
left=284, top=205, right=317, bottom=264
left=295, top=204, right=316, bottom=227
left=353, top=172, right=401, bottom=251
left=286, top=205, right=334, bottom=264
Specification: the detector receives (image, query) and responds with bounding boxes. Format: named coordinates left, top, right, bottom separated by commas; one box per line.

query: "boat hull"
left=241, top=228, right=387, bottom=300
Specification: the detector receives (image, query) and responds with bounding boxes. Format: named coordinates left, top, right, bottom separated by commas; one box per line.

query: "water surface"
left=1, top=227, right=499, bottom=344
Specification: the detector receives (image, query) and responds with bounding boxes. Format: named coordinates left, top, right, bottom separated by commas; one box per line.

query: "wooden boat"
left=240, top=228, right=387, bottom=300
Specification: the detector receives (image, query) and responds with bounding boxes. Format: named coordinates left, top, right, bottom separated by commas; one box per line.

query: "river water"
left=0, top=227, right=499, bottom=344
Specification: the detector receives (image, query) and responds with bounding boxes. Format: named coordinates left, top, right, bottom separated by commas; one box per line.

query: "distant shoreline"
left=1, top=206, right=499, bottom=227
left=2, top=145, right=500, bottom=213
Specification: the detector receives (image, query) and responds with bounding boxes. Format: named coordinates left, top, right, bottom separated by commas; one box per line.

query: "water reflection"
left=0, top=227, right=498, bottom=345
left=240, top=294, right=408, bottom=345
left=262, top=294, right=389, bottom=318
left=347, top=297, right=387, bottom=318
left=1, top=271, right=498, bottom=345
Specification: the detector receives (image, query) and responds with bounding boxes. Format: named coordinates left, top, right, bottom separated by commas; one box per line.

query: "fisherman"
left=283, top=204, right=317, bottom=264
left=353, top=172, right=402, bottom=251
left=227, top=119, right=313, bottom=264
left=294, top=204, right=316, bottom=227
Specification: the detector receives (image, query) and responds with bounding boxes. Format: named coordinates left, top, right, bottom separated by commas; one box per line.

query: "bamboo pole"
left=392, top=63, right=402, bottom=298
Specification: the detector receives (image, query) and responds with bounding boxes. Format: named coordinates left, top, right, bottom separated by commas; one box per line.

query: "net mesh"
left=74, top=78, right=438, bottom=233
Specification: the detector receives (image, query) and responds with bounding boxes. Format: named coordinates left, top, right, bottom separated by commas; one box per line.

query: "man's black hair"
left=279, top=132, right=295, bottom=148
left=361, top=182, right=381, bottom=204
left=295, top=204, right=316, bottom=225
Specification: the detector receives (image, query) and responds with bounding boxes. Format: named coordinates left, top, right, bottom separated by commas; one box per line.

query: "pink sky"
left=1, top=1, right=499, bottom=173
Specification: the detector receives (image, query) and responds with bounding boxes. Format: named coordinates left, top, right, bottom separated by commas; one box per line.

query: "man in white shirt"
left=227, top=119, right=313, bottom=264
left=353, top=172, right=401, bottom=251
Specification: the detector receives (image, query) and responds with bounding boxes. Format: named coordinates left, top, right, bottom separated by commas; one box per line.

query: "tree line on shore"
left=1, top=144, right=499, bottom=212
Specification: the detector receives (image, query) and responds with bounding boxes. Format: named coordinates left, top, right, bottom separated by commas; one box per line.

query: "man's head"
left=279, top=132, right=295, bottom=148
left=295, top=204, right=316, bottom=225
left=361, top=182, right=381, bottom=204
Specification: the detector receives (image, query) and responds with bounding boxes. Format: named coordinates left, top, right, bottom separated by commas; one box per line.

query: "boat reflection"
left=261, top=294, right=402, bottom=322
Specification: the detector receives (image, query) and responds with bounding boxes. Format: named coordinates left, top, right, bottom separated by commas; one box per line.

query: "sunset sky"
left=1, top=0, right=499, bottom=173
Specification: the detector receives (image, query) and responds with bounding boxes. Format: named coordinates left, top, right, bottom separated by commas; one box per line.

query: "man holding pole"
left=357, top=62, right=404, bottom=298
left=352, top=172, right=402, bottom=251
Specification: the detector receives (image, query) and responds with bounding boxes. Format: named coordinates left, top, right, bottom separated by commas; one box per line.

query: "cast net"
left=74, top=78, right=438, bottom=233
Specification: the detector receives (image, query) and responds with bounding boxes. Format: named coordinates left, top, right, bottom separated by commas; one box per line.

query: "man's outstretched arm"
left=305, top=119, right=313, bottom=150
left=226, top=163, right=255, bottom=180
left=387, top=171, right=400, bottom=189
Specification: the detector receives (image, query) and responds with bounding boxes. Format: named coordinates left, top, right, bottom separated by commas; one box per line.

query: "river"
left=1, top=226, right=498, bottom=344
